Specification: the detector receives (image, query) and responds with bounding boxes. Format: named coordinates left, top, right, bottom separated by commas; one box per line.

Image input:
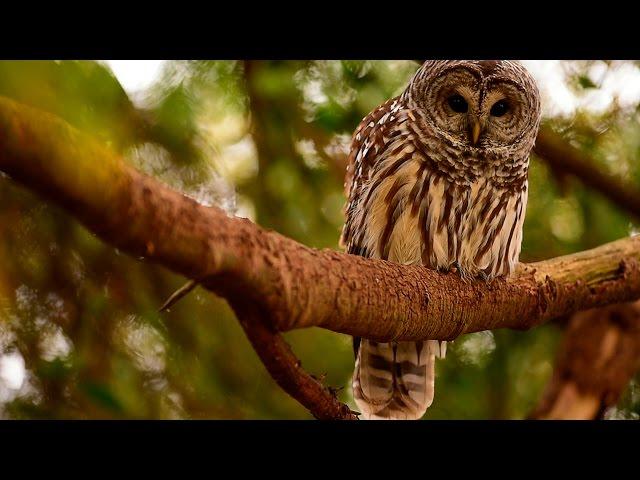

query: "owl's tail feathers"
left=352, top=339, right=446, bottom=420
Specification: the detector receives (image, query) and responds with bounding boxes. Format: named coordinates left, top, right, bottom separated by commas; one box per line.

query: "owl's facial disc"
left=413, top=61, right=540, bottom=151
left=445, top=93, right=481, bottom=144
left=478, top=81, right=531, bottom=147
left=440, top=89, right=488, bottom=147
left=423, top=67, right=484, bottom=146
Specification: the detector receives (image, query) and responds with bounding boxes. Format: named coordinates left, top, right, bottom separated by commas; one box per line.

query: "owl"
left=341, top=60, right=541, bottom=420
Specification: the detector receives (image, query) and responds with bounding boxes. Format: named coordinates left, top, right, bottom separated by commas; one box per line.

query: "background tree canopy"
left=0, top=60, right=639, bottom=419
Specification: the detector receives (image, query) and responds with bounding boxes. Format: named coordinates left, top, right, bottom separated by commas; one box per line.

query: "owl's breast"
left=456, top=175, right=527, bottom=278
left=359, top=159, right=527, bottom=279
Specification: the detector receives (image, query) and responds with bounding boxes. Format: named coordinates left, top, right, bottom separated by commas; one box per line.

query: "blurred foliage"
left=0, top=60, right=640, bottom=419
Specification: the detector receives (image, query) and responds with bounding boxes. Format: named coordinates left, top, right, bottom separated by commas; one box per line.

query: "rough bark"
left=2, top=95, right=640, bottom=418
left=234, top=303, right=357, bottom=420
left=530, top=301, right=640, bottom=420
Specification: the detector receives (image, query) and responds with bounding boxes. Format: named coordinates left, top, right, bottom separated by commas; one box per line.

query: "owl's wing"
left=341, top=96, right=404, bottom=256
left=342, top=99, right=442, bottom=419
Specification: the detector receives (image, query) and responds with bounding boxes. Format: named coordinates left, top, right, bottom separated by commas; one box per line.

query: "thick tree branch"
left=3, top=95, right=640, bottom=339
left=2, top=96, right=640, bottom=418
left=530, top=301, right=640, bottom=419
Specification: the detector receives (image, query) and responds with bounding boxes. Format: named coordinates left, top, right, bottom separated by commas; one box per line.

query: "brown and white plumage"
left=341, top=60, right=541, bottom=420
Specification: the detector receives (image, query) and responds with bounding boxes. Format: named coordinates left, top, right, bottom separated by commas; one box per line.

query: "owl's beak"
left=468, top=118, right=482, bottom=145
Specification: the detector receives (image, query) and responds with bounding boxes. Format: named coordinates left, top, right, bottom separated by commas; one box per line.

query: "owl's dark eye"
left=447, top=94, right=468, bottom=113
left=490, top=99, right=509, bottom=117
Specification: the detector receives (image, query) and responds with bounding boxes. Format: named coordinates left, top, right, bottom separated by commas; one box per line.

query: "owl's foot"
left=477, top=270, right=490, bottom=282
left=450, top=261, right=462, bottom=274
left=440, top=261, right=462, bottom=274
left=452, top=261, right=477, bottom=283
left=477, top=269, right=507, bottom=284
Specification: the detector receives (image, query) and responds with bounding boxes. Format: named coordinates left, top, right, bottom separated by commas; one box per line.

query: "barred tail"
left=352, top=339, right=446, bottom=420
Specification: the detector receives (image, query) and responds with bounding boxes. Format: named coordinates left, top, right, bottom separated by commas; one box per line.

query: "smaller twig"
left=328, top=385, right=345, bottom=398
left=158, top=279, right=199, bottom=312
left=534, top=126, right=640, bottom=219
left=233, top=302, right=358, bottom=420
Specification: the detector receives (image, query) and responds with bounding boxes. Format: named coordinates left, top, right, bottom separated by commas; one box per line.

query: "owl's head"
left=404, top=60, right=541, bottom=151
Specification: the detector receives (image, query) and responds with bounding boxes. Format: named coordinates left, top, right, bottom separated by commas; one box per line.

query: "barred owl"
left=341, top=60, right=541, bottom=420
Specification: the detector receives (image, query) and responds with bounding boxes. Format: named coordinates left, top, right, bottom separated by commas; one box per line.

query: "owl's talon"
left=477, top=270, right=490, bottom=282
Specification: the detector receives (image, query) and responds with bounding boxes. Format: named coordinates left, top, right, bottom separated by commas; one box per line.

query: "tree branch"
left=233, top=303, right=357, bottom=420
left=534, top=126, right=640, bottom=219
left=530, top=301, right=640, bottom=419
left=2, top=96, right=640, bottom=418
